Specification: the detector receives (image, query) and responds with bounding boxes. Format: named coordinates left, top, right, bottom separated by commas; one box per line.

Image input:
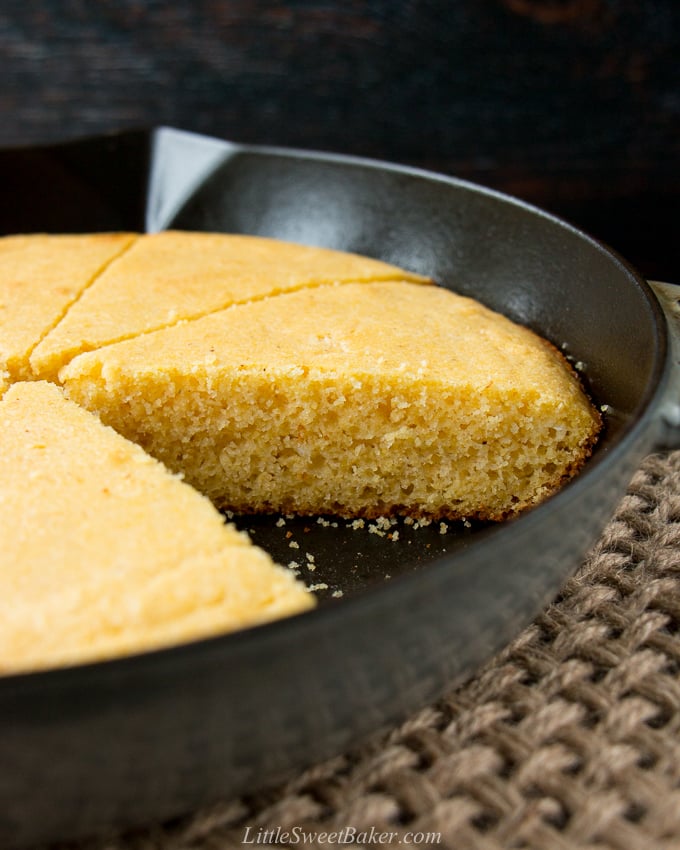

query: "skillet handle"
left=649, top=281, right=680, bottom=450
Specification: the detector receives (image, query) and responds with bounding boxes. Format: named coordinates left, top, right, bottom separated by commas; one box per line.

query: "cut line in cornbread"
left=0, top=381, right=313, bottom=674
left=30, top=231, right=429, bottom=381
left=0, top=232, right=136, bottom=381
left=62, top=281, right=602, bottom=521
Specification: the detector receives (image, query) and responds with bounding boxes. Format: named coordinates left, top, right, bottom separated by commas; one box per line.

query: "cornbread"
left=62, top=280, right=602, bottom=521
left=0, top=232, right=135, bottom=381
left=2, top=231, right=603, bottom=673
left=0, top=381, right=313, bottom=674
left=30, top=231, right=429, bottom=380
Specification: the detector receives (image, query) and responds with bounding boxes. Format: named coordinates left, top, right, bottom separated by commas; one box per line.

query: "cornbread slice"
left=30, top=231, right=429, bottom=381
left=0, top=232, right=135, bottom=381
left=62, top=281, right=601, bottom=521
left=0, top=381, right=313, bottom=674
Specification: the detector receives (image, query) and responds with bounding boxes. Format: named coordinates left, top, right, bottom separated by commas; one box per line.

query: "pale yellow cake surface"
left=30, top=231, right=428, bottom=380
left=62, top=281, right=601, bottom=521
left=0, top=232, right=135, bottom=381
left=0, top=381, right=313, bottom=674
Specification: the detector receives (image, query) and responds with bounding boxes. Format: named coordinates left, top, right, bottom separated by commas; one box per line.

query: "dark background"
left=1, top=0, right=678, bottom=279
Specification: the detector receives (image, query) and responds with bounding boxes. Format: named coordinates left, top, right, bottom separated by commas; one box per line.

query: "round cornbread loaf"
left=0, top=232, right=602, bottom=672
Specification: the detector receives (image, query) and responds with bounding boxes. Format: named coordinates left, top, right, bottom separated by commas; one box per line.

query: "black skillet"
left=1, top=128, right=679, bottom=848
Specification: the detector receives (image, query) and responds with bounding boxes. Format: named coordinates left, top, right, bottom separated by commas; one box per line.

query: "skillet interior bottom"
left=229, top=512, right=492, bottom=602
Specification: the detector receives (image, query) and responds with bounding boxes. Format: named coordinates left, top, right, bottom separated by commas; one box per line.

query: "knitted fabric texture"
left=54, top=450, right=680, bottom=850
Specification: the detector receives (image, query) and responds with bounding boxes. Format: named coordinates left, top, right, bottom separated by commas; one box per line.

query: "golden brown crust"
left=29, top=231, right=431, bottom=381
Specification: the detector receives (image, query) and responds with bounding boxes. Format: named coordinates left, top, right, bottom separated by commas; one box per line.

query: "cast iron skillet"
left=1, top=128, right=679, bottom=848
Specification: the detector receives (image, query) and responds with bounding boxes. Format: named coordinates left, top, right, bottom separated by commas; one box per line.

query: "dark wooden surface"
left=1, top=0, right=678, bottom=278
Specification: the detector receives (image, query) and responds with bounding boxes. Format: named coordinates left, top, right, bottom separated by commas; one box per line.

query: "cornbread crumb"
left=375, top=516, right=395, bottom=531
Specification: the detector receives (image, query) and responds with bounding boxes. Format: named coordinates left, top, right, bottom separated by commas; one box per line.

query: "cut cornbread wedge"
left=62, top=281, right=602, bottom=521
left=0, top=381, right=313, bottom=674
left=0, top=232, right=135, bottom=381
left=30, top=230, right=429, bottom=381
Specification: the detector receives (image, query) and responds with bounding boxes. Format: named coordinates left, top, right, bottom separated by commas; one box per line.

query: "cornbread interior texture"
left=0, top=232, right=135, bottom=381
left=62, top=280, right=602, bottom=521
left=0, top=381, right=313, bottom=673
left=30, top=231, right=428, bottom=381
